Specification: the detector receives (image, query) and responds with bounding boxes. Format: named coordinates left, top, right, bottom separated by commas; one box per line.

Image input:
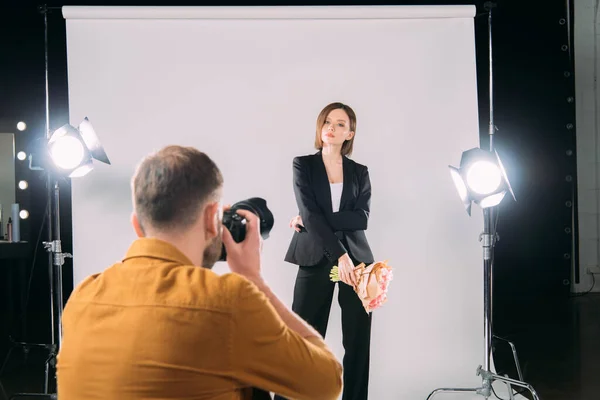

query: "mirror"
left=0, top=133, right=16, bottom=240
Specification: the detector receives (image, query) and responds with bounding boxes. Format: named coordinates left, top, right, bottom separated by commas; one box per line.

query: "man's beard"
left=202, top=233, right=223, bottom=269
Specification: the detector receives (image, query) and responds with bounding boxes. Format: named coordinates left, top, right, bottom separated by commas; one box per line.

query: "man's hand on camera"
left=222, top=208, right=263, bottom=282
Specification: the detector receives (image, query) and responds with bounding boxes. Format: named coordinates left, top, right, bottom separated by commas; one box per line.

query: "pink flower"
left=350, top=260, right=394, bottom=313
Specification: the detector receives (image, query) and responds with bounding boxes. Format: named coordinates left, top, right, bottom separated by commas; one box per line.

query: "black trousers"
left=274, top=256, right=372, bottom=400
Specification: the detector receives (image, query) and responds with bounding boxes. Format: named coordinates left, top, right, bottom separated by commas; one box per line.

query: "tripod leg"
left=9, top=351, right=58, bottom=400
left=0, top=379, right=9, bottom=400
left=0, top=346, right=14, bottom=376
left=486, top=372, right=540, bottom=400
left=426, top=387, right=480, bottom=400
left=42, top=349, right=57, bottom=394
left=492, top=335, right=524, bottom=381
left=506, top=341, right=523, bottom=381
left=44, top=359, right=50, bottom=394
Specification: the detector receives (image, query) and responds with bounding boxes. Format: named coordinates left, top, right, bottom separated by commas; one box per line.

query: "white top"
left=330, top=183, right=344, bottom=213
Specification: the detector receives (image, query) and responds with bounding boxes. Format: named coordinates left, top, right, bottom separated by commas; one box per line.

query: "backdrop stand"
left=425, top=3, right=539, bottom=400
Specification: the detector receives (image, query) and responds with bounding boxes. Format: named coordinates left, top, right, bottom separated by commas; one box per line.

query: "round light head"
left=49, top=136, right=86, bottom=170
left=17, top=122, right=27, bottom=131
left=17, top=151, right=27, bottom=161
left=465, top=160, right=502, bottom=195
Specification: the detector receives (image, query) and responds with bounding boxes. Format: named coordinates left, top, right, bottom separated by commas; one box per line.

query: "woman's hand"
left=289, top=215, right=304, bottom=232
left=337, top=253, right=357, bottom=287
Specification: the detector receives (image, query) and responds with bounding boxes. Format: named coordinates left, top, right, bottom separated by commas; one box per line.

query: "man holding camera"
left=56, top=145, right=343, bottom=400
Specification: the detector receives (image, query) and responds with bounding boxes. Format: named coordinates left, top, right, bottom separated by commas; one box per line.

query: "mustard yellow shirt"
left=57, top=238, right=342, bottom=400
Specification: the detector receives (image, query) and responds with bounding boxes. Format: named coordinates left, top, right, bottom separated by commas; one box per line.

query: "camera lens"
left=219, top=197, right=274, bottom=261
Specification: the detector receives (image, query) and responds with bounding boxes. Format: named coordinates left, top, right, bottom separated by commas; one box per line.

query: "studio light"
left=426, top=3, right=539, bottom=400
left=45, top=118, right=111, bottom=177
left=429, top=147, right=537, bottom=400
left=449, top=147, right=515, bottom=216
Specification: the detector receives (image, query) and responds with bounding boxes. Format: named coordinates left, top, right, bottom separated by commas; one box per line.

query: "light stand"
left=41, top=178, right=71, bottom=384
left=38, top=3, right=71, bottom=394
left=4, top=5, right=62, bottom=399
left=5, top=5, right=105, bottom=399
left=425, top=3, right=539, bottom=400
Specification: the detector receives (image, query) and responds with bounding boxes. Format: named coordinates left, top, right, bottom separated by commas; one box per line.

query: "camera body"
left=222, top=210, right=246, bottom=243
left=219, top=197, right=274, bottom=261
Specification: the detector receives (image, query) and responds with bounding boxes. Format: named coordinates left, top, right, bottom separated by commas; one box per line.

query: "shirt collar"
left=122, top=238, right=194, bottom=266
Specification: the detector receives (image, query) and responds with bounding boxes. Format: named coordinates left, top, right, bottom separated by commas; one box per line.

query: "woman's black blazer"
left=284, top=151, right=374, bottom=266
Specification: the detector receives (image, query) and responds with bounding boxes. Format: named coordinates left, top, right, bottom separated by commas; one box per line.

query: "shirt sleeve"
left=329, top=165, right=371, bottom=231
left=292, top=156, right=347, bottom=262
left=231, top=278, right=343, bottom=400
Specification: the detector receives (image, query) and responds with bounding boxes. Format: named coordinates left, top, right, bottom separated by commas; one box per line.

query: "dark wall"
left=483, top=0, right=578, bottom=328
left=0, top=0, right=577, bottom=391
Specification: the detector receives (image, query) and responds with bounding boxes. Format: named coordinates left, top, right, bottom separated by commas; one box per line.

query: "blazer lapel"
left=314, top=152, right=333, bottom=212
left=340, top=156, right=353, bottom=211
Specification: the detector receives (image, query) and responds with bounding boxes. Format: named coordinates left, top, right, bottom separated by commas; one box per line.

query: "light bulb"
left=50, top=136, right=85, bottom=170
left=466, top=161, right=502, bottom=195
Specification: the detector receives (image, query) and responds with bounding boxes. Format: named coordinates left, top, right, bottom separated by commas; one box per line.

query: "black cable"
left=492, top=383, right=527, bottom=400
left=491, top=385, right=508, bottom=400
left=569, top=273, right=597, bottom=298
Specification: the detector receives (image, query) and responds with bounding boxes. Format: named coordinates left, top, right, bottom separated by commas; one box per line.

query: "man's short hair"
left=132, top=145, right=223, bottom=232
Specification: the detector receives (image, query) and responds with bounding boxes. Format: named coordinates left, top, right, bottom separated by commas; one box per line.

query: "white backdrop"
left=61, top=5, right=506, bottom=399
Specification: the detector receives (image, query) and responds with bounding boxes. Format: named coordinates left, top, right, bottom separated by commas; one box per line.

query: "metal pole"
left=42, top=5, right=59, bottom=394
left=42, top=2, right=57, bottom=354
left=482, top=208, right=493, bottom=373
left=484, top=3, right=496, bottom=375
left=53, top=182, right=64, bottom=348
left=43, top=5, right=50, bottom=139
left=488, top=2, right=494, bottom=151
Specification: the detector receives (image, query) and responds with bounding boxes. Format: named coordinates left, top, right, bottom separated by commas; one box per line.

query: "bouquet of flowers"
left=329, top=260, right=393, bottom=313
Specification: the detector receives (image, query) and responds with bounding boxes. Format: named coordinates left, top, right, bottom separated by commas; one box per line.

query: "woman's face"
left=321, top=108, right=354, bottom=146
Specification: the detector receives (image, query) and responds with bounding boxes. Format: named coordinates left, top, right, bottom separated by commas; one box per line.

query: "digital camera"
left=219, top=197, right=274, bottom=261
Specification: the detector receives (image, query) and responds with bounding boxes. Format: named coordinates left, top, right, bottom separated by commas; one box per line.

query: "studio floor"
left=500, top=292, right=600, bottom=400
left=0, top=293, right=598, bottom=400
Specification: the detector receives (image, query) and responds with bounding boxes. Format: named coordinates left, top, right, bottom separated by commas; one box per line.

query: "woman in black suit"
left=277, top=102, right=374, bottom=400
